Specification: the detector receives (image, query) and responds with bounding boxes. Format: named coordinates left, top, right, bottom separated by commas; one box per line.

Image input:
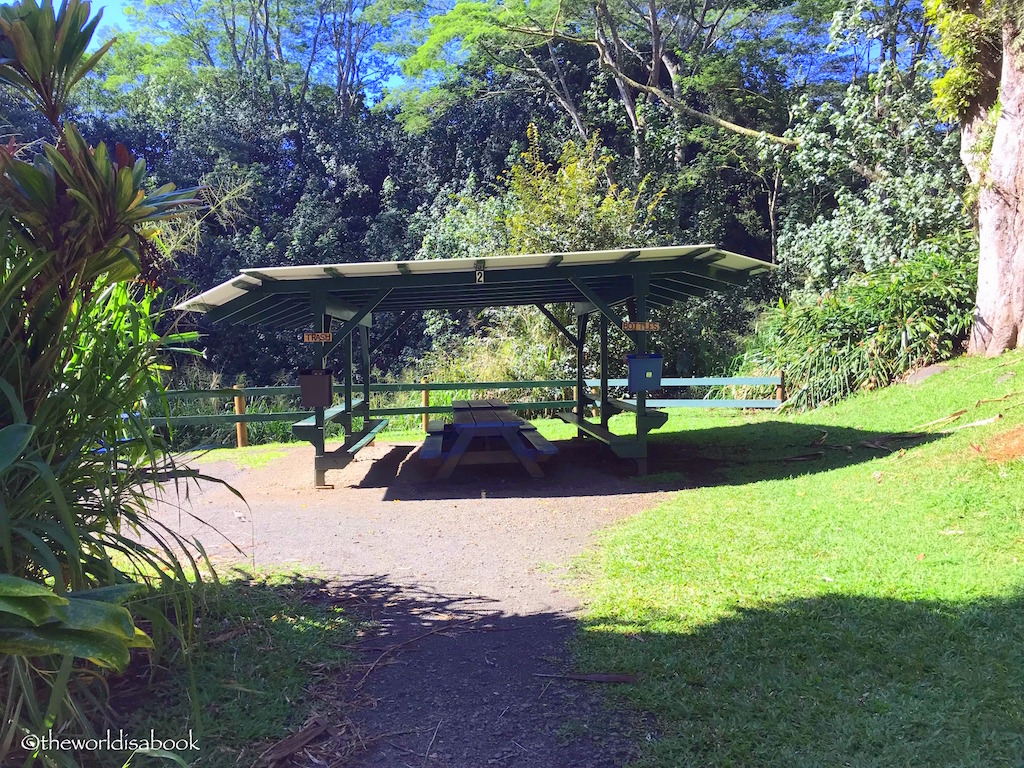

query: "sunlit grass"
left=573, top=351, right=1024, bottom=767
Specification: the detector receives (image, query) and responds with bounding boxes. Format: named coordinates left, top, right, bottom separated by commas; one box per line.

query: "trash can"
left=627, top=354, right=663, bottom=393
left=299, top=369, right=333, bottom=408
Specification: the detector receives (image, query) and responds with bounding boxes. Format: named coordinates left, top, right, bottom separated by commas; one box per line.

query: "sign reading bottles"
left=300, top=332, right=333, bottom=343
left=622, top=321, right=660, bottom=332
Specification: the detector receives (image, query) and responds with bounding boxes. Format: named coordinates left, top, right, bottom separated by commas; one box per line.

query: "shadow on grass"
left=93, top=573, right=360, bottom=768
left=98, top=576, right=1024, bottom=768
left=366, top=421, right=941, bottom=500
left=581, top=592, right=1024, bottom=767
left=94, top=573, right=635, bottom=768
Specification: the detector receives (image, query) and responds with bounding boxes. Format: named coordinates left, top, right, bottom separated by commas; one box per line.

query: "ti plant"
left=0, top=1, right=215, bottom=765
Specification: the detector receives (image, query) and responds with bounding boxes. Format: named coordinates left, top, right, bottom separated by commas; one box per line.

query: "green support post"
left=311, top=293, right=329, bottom=486
left=633, top=271, right=649, bottom=475
left=360, top=324, right=371, bottom=421
left=343, top=332, right=353, bottom=436
left=575, top=312, right=588, bottom=435
left=600, top=313, right=609, bottom=428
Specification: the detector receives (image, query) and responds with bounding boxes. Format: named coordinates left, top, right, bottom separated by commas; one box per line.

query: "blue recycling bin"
left=627, top=354, right=663, bottom=393
left=299, top=369, right=333, bottom=408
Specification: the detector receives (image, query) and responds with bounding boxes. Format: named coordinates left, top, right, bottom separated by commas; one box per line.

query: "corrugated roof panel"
left=174, top=245, right=773, bottom=315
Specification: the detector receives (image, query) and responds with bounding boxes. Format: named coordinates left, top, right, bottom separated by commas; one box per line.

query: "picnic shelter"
left=175, top=245, right=774, bottom=485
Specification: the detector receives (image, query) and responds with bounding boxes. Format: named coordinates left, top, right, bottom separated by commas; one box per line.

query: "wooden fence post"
left=234, top=395, right=248, bottom=448
left=776, top=370, right=786, bottom=404
left=421, top=382, right=429, bottom=432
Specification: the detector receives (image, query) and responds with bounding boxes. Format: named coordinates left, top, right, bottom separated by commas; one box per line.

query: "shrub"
left=0, top=1, right=208, bottom=763
left=738, top=237, right=977, bottom=408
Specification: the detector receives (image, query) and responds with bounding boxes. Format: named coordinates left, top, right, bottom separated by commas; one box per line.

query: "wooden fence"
left=145, top=374, right=785, bottom=447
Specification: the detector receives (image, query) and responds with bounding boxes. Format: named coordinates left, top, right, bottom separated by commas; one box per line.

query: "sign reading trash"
left=300, top=331, right=333, bottom=343
left=622, top=321, right=660, bottom=332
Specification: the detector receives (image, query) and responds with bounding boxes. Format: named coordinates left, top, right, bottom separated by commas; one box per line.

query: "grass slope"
left=573, top=351, right=1024, bottom=767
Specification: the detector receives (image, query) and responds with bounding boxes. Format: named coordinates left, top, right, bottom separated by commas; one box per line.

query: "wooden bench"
left=603, top=397, right=669, bottom=429
left=344, top=418, right=389, bottom=454
left=521, top=429, right=558, bottom=456
left=291, top=398, right=363, bottom=443
left=556, top=412, right=645, bottom=459
left=421, top=432, right=445, bottom=461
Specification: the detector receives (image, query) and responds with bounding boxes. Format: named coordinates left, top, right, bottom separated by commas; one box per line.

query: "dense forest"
left=4, top=0, right=1024, bottom=761
left=0, top=0, right=1007, bottom=400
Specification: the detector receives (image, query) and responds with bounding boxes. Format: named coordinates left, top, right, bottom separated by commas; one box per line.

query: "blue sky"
left=92, top=0, right=130, bottom=31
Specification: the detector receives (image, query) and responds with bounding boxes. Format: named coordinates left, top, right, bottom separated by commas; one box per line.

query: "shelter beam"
left=370, top=311, right=413, bottom=355
left=324, top=289, right=391, bottom=357
left=535, top=304, right=578, bottom=347
left=569, top=278, right=638, bottom=344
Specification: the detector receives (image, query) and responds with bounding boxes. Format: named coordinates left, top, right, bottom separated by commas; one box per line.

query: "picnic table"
left=420, top=399, right=557, bottom=480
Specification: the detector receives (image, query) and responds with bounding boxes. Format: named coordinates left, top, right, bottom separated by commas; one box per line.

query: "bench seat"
left=420, top=432, right=445, bottom=460
left=603, top=397, right=669, bottom=428
left=344, top=418, right=389, bottom=454
left=521, top=429, right=557, bottom=457
left=556, top=412, right=646, bottom=459
left=292, top=398, right=365, bottom=443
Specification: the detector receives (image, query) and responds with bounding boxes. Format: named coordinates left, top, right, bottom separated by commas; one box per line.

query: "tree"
left=929, top=0, right=1024, bottom=354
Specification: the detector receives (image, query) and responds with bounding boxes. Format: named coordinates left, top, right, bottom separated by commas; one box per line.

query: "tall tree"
left=929, top=0, right=1024, bottom=354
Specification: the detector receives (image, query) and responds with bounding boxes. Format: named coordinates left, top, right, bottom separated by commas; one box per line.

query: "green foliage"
left=0, top=575, right=151, bottom=671
left=412, top=125, right=663, bottom=383
left=0, top=1, right=209, bottom=764
left=776, top=65, right=971, bottom=290
left=926, top=0, right=1001, bottom=120
left=0, top=0, right=113, bottom=124
left=739, top=237, right=977, bottom=408
left=125, top=574, right=356, bottom=767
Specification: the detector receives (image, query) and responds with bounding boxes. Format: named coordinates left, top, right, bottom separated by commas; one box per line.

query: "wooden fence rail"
left=145, top=374, right=785, bottom=447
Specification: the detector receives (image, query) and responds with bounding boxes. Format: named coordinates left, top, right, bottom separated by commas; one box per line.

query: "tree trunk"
left=968, top=24, right=1024, bottom=356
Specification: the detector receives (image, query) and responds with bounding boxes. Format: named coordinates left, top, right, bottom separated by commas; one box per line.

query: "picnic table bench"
left=290, top=397, right=389, bottom=487
left=421, top=399, right=556, bottom=479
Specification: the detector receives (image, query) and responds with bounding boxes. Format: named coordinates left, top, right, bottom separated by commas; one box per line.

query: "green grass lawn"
left=572, top=351, right=1024, bottom=767
left=120, top=571, right=356, bottom=767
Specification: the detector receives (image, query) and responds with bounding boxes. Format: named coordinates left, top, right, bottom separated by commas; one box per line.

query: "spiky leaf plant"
left=0, top=1, right=216, bottom=764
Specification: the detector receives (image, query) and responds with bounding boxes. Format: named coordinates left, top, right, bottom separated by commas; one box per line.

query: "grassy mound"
left=574, top=351, right=1024, bottom=767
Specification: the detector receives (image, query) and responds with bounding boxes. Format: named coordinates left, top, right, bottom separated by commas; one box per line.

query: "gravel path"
left=154, top=439, right=674, bottom=766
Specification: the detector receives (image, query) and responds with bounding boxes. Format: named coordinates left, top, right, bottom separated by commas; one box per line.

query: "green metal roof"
left=175, top=245, right=773, bottom=329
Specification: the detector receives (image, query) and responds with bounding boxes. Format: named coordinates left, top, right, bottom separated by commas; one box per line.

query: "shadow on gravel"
left=581, top=591, right=1024, bottom=767
left=94, top=573, right=636, bottom=768
left=333, top=574, right=639, bottom=768
left=367, top=421, right=941, bottom=500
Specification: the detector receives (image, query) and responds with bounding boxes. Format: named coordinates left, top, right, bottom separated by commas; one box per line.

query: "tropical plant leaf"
left=0, top=423, right=34, bottom=473
left=0, top=574, right=68, bottom=602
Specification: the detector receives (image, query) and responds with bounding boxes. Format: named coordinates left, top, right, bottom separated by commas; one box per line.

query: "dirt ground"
left=153, top=438, right=679, bottom=767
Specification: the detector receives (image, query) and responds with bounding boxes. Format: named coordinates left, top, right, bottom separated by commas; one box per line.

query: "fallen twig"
left=422, top=720, right=442, bottom=767
left=912, top=409, right=967, bottom=431
left=206, top=622, right=258, bottom=645
left=975, top=391, right=1024, bottom=407
left=944, top=414, right=1003, bottom=432
left=783, top=451, right=825, bottom=462
left=859, top=433, right=932, bottom=451
left=532, top=672, right=637, bottom=684
left=260, top=718, right=329, bottom=765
